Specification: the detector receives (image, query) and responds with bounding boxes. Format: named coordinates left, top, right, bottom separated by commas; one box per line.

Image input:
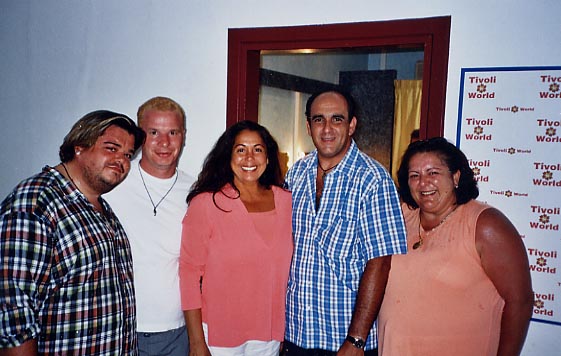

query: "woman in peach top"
left=179, top=120, right=293, bottom=356
left=378, top=137, right=533, bottom=356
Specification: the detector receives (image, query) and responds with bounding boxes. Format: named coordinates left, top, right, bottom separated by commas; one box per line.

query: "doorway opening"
left=227, top=16, right=451, bottom=176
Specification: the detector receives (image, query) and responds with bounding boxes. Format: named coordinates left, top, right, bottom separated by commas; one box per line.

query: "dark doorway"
left=340, top=70, right=397, bottom=169
left=227, top=16, right=451, bottom=140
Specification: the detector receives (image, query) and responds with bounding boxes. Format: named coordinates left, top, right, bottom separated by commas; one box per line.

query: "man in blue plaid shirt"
left=283, top=90, right=407, bottom=356
left=0, top=110, right=145, bottom=355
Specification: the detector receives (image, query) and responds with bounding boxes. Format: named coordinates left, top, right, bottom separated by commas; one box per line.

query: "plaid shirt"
left=284, top=141, right=407, bottom=351
left=0, top=166, right=137, bottom=355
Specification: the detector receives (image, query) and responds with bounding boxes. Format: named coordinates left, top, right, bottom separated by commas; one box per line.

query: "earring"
left=75, top=151, right=81, bottom=156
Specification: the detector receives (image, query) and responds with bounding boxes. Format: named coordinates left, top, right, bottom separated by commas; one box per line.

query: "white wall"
left=1, top=0, right=560, bottom=353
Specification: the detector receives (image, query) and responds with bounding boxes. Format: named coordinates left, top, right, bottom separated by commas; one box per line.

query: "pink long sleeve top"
left=179, top=185, right=293, bottom=347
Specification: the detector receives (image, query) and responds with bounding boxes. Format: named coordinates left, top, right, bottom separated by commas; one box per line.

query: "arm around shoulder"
left=476, top=207, right=533, bottom=356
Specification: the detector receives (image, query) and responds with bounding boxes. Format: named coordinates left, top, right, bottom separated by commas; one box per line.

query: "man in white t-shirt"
left=106, top=96, right=195, bottom=356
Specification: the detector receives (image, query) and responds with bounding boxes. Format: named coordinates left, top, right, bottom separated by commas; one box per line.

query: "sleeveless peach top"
left=378, top=200, right=504, bottom=356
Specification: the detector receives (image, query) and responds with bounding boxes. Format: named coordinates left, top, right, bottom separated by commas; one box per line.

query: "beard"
left=82, top=163, right=128, bottom=195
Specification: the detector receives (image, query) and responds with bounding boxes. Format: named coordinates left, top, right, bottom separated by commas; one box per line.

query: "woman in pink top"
left=179, top=120, right=293, bottom=356
left=378, top=138, right=533, bottom=356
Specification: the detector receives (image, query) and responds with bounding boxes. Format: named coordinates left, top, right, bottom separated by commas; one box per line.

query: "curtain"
left=391, top=79, right=422, bottom=181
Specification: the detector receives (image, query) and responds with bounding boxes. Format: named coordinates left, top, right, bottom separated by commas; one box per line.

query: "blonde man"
left=106, top=97, right=194, bottom=356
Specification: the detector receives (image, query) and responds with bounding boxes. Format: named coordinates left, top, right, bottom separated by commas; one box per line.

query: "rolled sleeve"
left=1, top=212, right=51, bottom=347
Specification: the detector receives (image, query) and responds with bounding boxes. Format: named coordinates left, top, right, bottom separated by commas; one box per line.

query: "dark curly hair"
left=397, top=137, right=479, bottom=209
left=186, top=120, right=283, bottom=210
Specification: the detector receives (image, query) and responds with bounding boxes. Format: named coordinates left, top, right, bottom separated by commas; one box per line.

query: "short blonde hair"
left=137, top=96, right=186, bottom=129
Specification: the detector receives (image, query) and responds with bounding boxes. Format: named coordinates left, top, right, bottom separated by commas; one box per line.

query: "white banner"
left=457, top=66, right=561, bottom=329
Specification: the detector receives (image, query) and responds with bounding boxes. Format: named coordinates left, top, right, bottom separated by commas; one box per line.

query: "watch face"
left=346, top=335, right=365, bottom=349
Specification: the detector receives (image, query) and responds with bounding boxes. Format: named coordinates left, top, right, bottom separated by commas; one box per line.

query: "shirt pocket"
left=314, top=217, right=359, bottom=286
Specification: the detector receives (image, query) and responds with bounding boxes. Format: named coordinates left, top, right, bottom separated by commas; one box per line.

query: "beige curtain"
left=391, top=80, right=422, bottom=181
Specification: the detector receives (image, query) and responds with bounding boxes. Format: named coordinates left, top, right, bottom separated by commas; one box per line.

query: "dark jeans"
left=282, top=340, right=378, bottom=356
left=138, top=325, right=189, bottom=356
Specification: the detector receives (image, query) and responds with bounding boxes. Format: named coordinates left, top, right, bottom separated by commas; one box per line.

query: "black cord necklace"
left=138, top=162, right=178, bottom=216
left=61, top=162, right=77, bottom=188
left=318, top=161, right=338, bottom=178
left=315, top=161, right=338, bottom=211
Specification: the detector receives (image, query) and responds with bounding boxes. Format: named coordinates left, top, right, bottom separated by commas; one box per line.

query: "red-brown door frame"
left=226, top=16, right=451, bottom=139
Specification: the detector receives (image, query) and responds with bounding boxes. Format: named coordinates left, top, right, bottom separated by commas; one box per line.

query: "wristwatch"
left=345, top=335, right=366, bottom=349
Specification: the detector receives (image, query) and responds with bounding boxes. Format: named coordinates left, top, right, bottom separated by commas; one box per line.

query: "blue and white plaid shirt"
left=284, top=141, right=407, bottom=351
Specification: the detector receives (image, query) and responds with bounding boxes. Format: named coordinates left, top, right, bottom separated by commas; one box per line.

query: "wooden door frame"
left=226, top=16, right=451, bottom=139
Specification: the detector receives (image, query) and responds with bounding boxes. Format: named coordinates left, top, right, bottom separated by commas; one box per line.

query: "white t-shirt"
left=105, top=159, right=195, bottom=332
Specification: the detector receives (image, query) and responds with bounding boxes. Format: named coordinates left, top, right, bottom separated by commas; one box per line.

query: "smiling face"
left=407, top=152, right=461, bottom=218
left=306, top=92, right=357, bottom=167
left=231, top=129, right=268, bottom=187
left=139, top=109, right=185, bottom=178
left=74, top=125, right=136, bottom=195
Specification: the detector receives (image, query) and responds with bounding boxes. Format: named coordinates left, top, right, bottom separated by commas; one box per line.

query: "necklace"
left=318, top=161, right=338, bottom=178
left=138, top=163, right=178, bottom=216
left=315, top=161, right=338, bottom=211
left=413, top=205, right=458, bottom=250
left=61, top=163, right=77, bottom=187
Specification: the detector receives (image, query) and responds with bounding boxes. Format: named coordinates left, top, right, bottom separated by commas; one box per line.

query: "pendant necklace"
left=318, top=161, right=338, bottom=178
left=413, top=205, right=458, bottom=250
left=138, top=163, right=178, bottom=216
left=315, top=161, right=338, bottom=211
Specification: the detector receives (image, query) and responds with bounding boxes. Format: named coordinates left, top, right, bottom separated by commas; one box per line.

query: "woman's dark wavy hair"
left=186, top=120, right=283, bottom=210
left=397, top=137, right=479, bottom=209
